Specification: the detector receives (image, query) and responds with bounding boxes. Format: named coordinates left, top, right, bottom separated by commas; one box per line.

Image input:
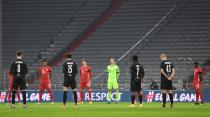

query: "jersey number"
left=17, top=64, right=21, bottom=73
left=166, top=65, right=171, bottom=73
left=68, top=65, right=72, bottom=74
left=136, top=67, right=139, bottom=79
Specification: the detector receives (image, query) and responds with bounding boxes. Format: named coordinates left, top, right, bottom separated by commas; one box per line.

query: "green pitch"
left=0, top=102, right=209, bottom=117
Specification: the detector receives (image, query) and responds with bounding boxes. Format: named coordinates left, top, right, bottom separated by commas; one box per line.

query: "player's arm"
left=10, top=62, right=15, bottom=75
left=160, top=61, right=168, bottom=79
left=63, top=63, right=67, bottom=75
left=139, top=65, right=145, bottom=82
left=198, top=67, right=203, bottom=82
left=168, top=68, right=176, bottom=80
left=199, top=72, right=203, bottom=82
left=160, top=69, right=169, bottom=79
left=49, top=67, right=52, bottom=80
left=88, top=67, right=93, bottom=78
left=116, top=65, right=120, bottom=80
left=79, top=67, right=82, bottom=76
left=105, top=66, right=108, bottom=73
left=7, top=70, right=11, bottom=80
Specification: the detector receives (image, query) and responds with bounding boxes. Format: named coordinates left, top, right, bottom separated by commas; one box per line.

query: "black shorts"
left=63, top=78, right=77, bottom=90
left=161, top=78, right=172, bottom=90
left=12, top=78, right=26, bottom=90
left=130, top=81, right=142, bottom=92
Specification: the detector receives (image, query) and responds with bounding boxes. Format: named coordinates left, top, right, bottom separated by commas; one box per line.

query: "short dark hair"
left=65, top=53, right=72, bottom=59
left=132, top=55, right=138, bottom=61
left=81, top=59, right=87, bottom=62
left=194, top=61, right=199, bottom=65
left=16, top=51, right=22, bottom=56
left=43, top=59, right=47, bottom=62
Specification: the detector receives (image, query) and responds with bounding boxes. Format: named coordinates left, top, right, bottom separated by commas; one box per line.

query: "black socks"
left=131, top=95, right=135, bottom=104
left=162, top=93, right=166, bottom=106
left=22, top=91, right=26, bottom=105
left=169, top=93, right=173, bottom=105
left=63, top=91, right=78, bottom=105
left=63, top=91, right=67, bottom=105
left=162, top=93, right=173, bottom=106
left=12, top=90, right=16, bottom=105
left=138, top=95, right=142, bottom=104
left=73, top=91, right=77, bottom=105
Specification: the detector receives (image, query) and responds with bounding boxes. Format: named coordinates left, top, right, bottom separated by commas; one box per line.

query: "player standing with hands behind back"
left=10, top=51, right=28, bottom=109
left=128, top=55, right=144, bottom=108
left=160, top=54, right=175, bottom=108
left=62, top=53, right=78, bottom=109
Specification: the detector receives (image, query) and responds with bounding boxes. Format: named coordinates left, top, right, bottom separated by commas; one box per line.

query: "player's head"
left=194, top=61, right=199, bottom=68
left=81, top=59, right=87, bottom=66
left=110, top=58, right=115, bottom=65
left=65, top=53, right=72, bottom=60
left=160, top=53, right=167, bottom=61
left=42, top=59, right=48, bottom=66
left=132, top=55, right=138, bottom=62
left=16, top=51, right=23, bottom=59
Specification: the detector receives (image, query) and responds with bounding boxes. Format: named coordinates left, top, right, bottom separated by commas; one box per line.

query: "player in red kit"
left=38, top=60, right=55, bottom=104
left=7, top=69, right=21, bottom=105
left=79, top=59, right=93, bottom=104
left=193, top=61, right=204, bottom=105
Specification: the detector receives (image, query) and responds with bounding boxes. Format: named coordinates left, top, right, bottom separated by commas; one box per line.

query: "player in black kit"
left=10, top=51, right=28, bottom=109
left=128, top=55, right=145, bottom=108
left=160, top=54, right=176, bottom=108
left=62, top=53, right=78, bottom=109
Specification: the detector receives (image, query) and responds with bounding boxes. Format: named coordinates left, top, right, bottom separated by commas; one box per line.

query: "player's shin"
left=47, top=88, right=54, bottom=102
left=22, top=90, right=27, bottom=105
left=138, top=95, right=143, bottom=104
left=80, top=91, right=83, bottom=102
left=12, top=90, right=16, bottom=105
left=169, top=93, right=173, bottom=105
left=17, top=91, right=21, bottom=103
left=73, top=91, right=78, bottom=105
left=115, top=89, right=119, bottom=102
left=8, top=90, right=12, bottom=103
left=88, top=90, right=92, bottom=102
left=63, top=91, right=67, bottom=105
left=196, top=92, right=199, bottom=103
left=162, top=93, right=166, bottom=106
left=131, top=95, right=135, bottom=104
left=39, top=90, right=43, bottom=103
left=199, top=92, right=204, bottom=103
left=107, top=90, right=112, bottom=102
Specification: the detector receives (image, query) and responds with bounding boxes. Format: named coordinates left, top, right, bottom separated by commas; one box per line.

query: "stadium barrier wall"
left=0, top=90, right=210, bottom=103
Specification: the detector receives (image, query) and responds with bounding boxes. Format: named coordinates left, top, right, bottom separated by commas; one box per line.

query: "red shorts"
left=39, top=81, right=50, bottom=90
left=194, top=82, right=201, bottom=92
left=80, top=81, right=91, bottom=89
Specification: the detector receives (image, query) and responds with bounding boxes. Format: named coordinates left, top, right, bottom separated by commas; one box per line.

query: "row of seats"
left=50, top=0, right=176, bottom=90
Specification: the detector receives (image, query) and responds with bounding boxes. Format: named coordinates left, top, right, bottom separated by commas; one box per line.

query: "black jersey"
left=160, top=60, right=174, bottom=80
left=130, top=61, right=145, bottom=81
left=63, top=59, right=78, bottom=79
left=10, top=59, right=28, bottom=78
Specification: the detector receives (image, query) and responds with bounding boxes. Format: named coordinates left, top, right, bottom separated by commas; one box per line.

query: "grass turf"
left=0, top=102, right=209, bottom=117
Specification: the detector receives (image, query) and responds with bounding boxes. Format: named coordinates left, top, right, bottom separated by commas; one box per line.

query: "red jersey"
left=194, top=67, right=203, bottom=84
left=80, top=65, right=92, bottom=82
left=39, top=66, right=52, bottom=82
